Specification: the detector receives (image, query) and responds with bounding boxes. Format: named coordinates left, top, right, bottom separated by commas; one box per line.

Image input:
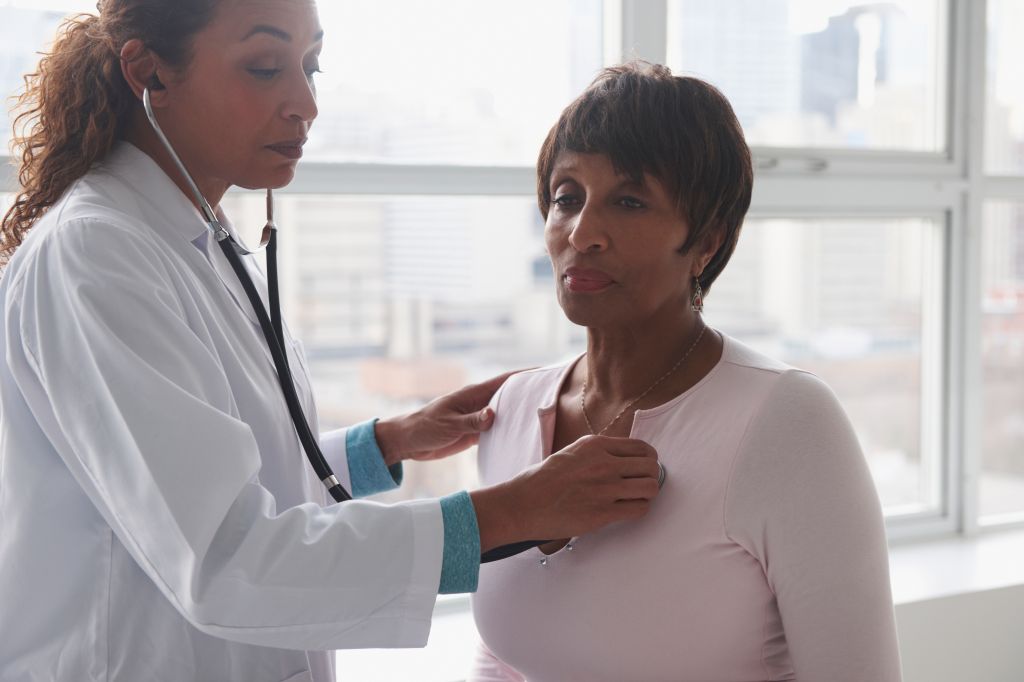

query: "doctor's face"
left=156, top=0, right=322, bottom=192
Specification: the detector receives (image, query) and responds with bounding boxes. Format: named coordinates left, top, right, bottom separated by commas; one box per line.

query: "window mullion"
left=620, top=0, right=667, bottom=64
left=957, top=0, right=989, bottom=536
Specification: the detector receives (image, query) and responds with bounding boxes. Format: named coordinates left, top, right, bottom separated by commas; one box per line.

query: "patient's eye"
left=552, top=193, right=581, bottom=208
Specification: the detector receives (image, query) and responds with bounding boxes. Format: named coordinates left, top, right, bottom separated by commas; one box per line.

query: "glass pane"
left=986, top=0, right=1024, bottom=174
left=666, top=0, right=947, bottom=152
left=1, top=2, right=604, bottom=167
left=308, top=0, right=604, bottom=164
left=980, top=201, right=1024, bottom=521
left=220, top=193, right=575, bottom=503
left=705, top=217, right=944, bottom=514
left=1, top=3, right=97, bottom=151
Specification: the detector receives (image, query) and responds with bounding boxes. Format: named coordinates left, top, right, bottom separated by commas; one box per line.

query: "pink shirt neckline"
left=534, top=333, right=732, bottom=429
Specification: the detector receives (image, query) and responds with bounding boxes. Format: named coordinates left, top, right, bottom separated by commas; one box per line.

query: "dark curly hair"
left=1, top=0, right=218, bottom=263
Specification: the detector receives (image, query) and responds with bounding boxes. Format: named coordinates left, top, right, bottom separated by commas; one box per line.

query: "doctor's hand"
left=470, top=435, right=662, bottom=553
left=374, top=371, right=519, bottom=467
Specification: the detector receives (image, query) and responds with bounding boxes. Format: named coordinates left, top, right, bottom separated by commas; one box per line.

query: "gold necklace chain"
left=580, top=322, right=707, bottom=436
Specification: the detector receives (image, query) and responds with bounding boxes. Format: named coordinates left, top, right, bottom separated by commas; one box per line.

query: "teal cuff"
left=345, top=419, right=403, bottom=498
left=438, top=491, right=481, bottom=594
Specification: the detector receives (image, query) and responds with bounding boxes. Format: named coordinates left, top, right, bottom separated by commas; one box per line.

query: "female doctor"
left=0, top=1, right=663, bottom=680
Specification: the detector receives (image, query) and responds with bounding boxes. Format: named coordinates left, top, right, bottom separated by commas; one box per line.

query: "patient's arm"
left=467, top=640, right=527, bottom=682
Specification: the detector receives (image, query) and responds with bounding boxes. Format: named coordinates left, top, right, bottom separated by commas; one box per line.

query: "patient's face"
left=544, top=151, right=703, bottom=329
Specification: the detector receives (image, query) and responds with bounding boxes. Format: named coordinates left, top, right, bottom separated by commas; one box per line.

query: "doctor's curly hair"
left=1, top=0, right=217, bottom=263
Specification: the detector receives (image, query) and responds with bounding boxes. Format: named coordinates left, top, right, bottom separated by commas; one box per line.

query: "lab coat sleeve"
left=7, top=219, right=444, bottom=650
left=320, top=415, right=481, bottom=593
left=723, top=370, right=902, bottom=681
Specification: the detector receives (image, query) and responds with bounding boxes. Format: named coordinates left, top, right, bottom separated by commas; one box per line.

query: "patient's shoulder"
left=488, top=358, right=577, bottom=419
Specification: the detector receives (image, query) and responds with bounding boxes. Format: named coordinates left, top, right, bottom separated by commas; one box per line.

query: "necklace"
left=580, top=322, right=707, bottom=436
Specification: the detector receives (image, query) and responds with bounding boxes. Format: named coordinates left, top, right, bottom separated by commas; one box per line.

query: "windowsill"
left=888, top=528, right=1024, bottom=605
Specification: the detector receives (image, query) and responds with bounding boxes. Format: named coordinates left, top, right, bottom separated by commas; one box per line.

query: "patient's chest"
left=473, top=374, right=792, bottom=682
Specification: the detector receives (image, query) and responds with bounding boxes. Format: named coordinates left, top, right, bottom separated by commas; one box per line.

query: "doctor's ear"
left=120, top=39, right=170, bottom=103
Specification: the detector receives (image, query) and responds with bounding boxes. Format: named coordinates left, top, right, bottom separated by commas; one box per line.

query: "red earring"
left=691, top=276, right=704, bottom=313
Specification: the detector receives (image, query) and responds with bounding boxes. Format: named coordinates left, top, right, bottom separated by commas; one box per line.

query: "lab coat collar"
left=102, top=142, right=268, bottom=329
left=102, top=141, right=211, bottom=244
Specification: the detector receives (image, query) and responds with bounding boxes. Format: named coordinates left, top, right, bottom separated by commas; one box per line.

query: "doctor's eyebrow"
left=241, top=25, right=325, bottom=43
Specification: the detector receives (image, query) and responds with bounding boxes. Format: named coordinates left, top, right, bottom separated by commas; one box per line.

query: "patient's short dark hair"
left=537, top=61, right=753, bottom=292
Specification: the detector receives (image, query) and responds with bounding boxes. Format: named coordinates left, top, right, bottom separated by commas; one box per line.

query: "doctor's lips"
left=563, top=266, right=615, bottom=293
left=265, top=137, right=307, bottom=160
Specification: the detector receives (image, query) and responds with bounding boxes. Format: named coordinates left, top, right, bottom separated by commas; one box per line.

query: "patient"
left=470, top=62, right=902, bottom=682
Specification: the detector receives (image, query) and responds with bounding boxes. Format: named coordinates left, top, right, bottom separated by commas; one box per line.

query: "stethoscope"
left=143, top=88, right=351, bottom=504
left=142, top=88, right=570, bottom=562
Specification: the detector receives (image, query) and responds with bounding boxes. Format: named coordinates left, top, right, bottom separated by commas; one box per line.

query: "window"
left=986, top=0, right=1024, bottom=174
left=708, top=217, right=945, bottom=513
left=222, top=196, right=949, bottom=518
left=980, top=201, right=1024, bottom=522
left=1, top=0, right=968, bottom=525
left=666, top=0, right=948, bottom=153
left=222, top=192, right=571, bottom=502
left=0, top=2, right=97, bottom=149
left=982, top=2, right=1024, bottom=527
left=307, top=0, right=605, bottom=164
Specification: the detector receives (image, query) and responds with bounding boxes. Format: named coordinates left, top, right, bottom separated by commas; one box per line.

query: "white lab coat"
left=0, top=142, right=445, bottom=681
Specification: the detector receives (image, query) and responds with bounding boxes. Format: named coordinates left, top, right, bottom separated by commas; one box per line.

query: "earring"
left=690, top=276, right=704, bottom=313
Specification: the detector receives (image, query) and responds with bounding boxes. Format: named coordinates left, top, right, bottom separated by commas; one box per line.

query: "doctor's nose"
left=568, top=205, right=609, bottom=253
left=282, top=76, right=319, bottom=123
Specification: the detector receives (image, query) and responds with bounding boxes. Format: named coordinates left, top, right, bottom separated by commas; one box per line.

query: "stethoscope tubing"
left=217, top=233, right=352, bottom=503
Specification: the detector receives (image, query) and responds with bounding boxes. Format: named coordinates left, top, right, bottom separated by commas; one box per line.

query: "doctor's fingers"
left=610, top=476, right=662, bottom=501
left=613, top=455, right=662, bottom=481
left=576, top=434, right=658, bottom=459
left=449, top=368, right=530, bottom=409
left=606, top=498, right=654, bottom=523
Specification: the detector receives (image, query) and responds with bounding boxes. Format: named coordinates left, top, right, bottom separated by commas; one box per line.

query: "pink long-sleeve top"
left=470, top=335, right=902, bottom=682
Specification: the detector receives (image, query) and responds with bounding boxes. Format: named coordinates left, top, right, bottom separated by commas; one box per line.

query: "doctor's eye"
left=247, top=68, right=281, bottom=80
left=618, top=196, right=645, bottom=209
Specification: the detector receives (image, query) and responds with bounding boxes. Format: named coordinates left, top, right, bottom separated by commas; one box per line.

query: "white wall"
left=896, top=584, right=1024, bottom=682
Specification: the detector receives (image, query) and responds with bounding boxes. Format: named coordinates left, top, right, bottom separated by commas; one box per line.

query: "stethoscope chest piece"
left=657, top=461, right=667, bottom=489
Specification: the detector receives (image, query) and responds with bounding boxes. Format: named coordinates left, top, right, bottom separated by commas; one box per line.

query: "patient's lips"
left=564, top=266, right=615, bottom=293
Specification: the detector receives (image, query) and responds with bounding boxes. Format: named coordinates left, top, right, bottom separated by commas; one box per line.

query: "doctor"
left=0, top=1, right=663, bottom=680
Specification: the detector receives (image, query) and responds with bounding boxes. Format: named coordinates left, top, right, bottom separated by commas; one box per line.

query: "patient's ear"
left=120, top=38, right=171, bottom=105
left=694, top=227, right=726, bottom=277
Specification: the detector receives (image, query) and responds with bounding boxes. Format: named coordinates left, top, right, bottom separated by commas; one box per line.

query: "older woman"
left=470, top=62, right=902, bottom=682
